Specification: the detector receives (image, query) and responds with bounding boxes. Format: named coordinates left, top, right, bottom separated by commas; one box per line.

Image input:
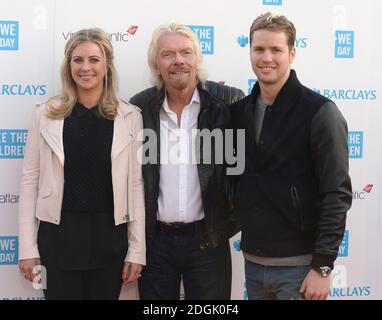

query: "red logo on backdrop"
left=127, top=26, right=138, bottom=35
left=363, top=184, right=373, bottom=193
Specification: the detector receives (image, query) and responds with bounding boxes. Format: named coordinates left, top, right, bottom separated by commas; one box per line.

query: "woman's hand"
left=19, top=258, right=41, bottom=282
left=121, top=262, right=143, bottom=285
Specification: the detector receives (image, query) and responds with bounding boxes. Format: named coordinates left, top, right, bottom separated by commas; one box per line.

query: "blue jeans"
left=138, top=225, right=232, bottom=300
left=245, top=259, right=310, bottom=300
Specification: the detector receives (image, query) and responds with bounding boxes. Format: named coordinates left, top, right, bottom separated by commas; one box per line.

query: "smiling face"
left=250, top=29, right=295, bottom=89
left=155, top=33, right=198, bottom=92
left=70, top=41, right=107, bottom=96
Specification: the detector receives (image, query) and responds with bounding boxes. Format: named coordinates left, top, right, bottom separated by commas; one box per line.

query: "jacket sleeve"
left=18, top=106, right=42, bottom=260
left=125, top=109, right=146, bottom=265
left=310, top=101, right=352, bottom=269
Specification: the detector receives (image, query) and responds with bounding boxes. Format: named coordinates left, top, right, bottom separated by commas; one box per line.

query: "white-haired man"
left=130, top=22, right=244, bottom=299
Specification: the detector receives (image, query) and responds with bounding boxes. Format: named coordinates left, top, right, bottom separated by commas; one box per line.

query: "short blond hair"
left=250, top=12, right=296, bottom=51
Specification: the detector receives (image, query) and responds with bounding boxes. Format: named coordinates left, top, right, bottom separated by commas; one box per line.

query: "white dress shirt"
left=157, top=89, right=205, bottom=223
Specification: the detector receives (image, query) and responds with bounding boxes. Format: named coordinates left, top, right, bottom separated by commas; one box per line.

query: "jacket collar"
left=197, top=81, right=213, bottom=113
left=250, top=69, right=302, bottom=109
left=117, top=100, right=137, bottom=117
left=72, top=102, right=100, bottom=118
left=72, top=101, right=137, bottom=118
left=41, top=118, right=65, bottom=166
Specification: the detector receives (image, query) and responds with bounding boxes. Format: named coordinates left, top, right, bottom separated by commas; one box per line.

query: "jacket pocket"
left=38, top=187, right=52, bottom=199
left=127, top=211, right=135, bottom=222
left=290, top=186, right=304, bottom=231
left=122, top=212, right=134, bottom=223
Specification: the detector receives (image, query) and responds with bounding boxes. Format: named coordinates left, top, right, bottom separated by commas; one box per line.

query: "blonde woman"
left=18, top=28, right=145, bottom=299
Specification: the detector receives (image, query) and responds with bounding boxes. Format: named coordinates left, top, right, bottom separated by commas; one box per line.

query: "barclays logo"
left=0, top=21, right=19, bottom=50
left=348, top=131, right=363, bottom=159
left=295, top=37, right=307, bottom=48
left=329, top=286, right=371, bottom=298
left=0, top=236, right=18, bottom=265
left=0, top=129, right=27, bottom=159
left=263, top=0, right=283, bottom=5
left=313, top=88, right=376, bottom=101
left=0, top=84, right=47, bottom=96
left=335, top=30, right=354, bottom=58
left=188, top=25, right=214, bottom=55
left=338, top=230, right=349, bottom=257
left=237, top=35, right=249, bottom=48
left=233, top=240, right=241, bottom=252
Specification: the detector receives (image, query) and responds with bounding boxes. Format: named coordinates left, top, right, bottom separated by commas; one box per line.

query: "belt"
left=157, top=219, right=205, bottom=235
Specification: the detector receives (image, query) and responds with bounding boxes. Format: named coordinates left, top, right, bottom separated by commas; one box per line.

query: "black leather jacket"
left=130, top=81, right=245, bottom=249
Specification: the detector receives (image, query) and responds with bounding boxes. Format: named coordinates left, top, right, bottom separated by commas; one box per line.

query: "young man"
left=130, top=23, right=243, bottom=299
left=231, top=12, right=352, bottom=300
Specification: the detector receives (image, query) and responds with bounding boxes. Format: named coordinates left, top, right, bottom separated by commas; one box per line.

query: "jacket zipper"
left=291, top=186, right=304, bottom=231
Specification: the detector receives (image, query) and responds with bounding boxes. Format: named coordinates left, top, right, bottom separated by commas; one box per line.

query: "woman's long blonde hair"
left=47, top=28, right=119, bottom=120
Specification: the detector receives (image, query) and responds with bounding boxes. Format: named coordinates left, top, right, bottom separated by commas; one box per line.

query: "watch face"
left=320, top=267, right=332, bottom=277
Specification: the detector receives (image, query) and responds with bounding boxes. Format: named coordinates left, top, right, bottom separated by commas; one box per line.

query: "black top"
left=62, top=103, right=114, bottom=212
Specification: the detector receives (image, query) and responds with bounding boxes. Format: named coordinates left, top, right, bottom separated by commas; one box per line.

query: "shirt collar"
left=72, top=102, right=101, bottom=118
left=162, top=88, right=200, bottom=113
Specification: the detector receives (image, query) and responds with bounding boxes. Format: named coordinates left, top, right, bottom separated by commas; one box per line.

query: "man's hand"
left=299, top=269, right=330, bottom=300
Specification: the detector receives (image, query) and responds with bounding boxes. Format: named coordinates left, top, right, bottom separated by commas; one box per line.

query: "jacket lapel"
left=111, top=103, right=135, bottom=161
left=41, top=119, right=65, bottom=166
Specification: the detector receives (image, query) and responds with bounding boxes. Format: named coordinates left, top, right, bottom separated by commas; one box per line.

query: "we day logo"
left=338, top=230, right=349, bottom=257
left=0, top=236, right=18, bottom=265
left=335, top=31, right=354, bottom=58
left=0, top=21, right=19, bottom=50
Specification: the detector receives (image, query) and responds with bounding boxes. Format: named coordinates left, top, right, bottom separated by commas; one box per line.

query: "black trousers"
left=138, top=222, right=232, bottom=300
left=42, top=260, right=125, bottom=300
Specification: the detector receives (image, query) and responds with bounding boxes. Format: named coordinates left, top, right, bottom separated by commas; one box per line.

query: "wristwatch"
left=313, top=266, right=332, bottom=278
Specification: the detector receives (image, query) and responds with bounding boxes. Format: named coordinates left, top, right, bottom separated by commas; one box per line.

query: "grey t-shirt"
left=254, top=97, right=268, bottom=144
left=243, top=251, right=312, bottom=266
